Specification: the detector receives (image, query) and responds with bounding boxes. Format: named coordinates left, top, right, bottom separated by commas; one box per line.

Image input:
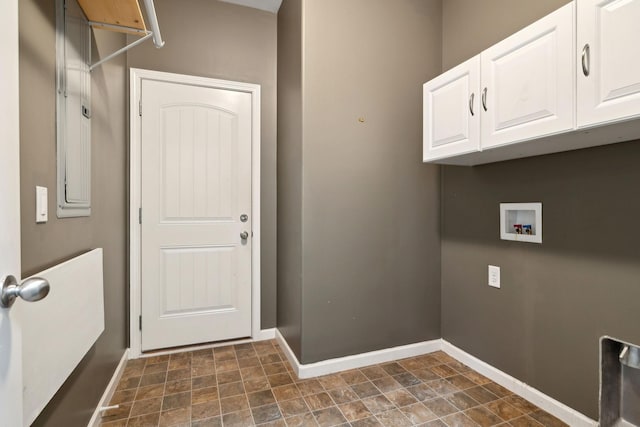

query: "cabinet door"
left=577, top=0, right=640, bottom=127
left=423, top=56, right=480, bottom=161
left=481, top=3, right=575, bottom=150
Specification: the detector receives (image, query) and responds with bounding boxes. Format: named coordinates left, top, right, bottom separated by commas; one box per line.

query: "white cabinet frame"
left=577, top=0, right=640, bottom=127
left=422, top=0, right=640, bottom=165
left=423, top=56, right=481, bottom=161
left=481, top=2, right=575, bottom=149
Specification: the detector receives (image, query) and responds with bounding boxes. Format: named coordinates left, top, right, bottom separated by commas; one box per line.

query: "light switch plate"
left=488, top=265, right=500, bottom=288
left=36, top=186, right=48, bottom=223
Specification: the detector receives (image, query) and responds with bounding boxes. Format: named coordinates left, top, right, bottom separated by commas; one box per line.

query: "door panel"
left=161, top=246, right=237, bottom=314
left=481, top=2, right=575, bottom=149
left=577, top=0, right=640, bottom=127
left=0, top=0, right=23, bottom=424
left=423, top=55, right=480, bottom=161
left=141, top=79, right=252, bottom=351
left=162, top=106, right=236, bottom=221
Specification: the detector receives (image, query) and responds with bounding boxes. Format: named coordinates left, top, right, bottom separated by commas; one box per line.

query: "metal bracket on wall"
left=89, top=26, right=154, bottom=71
left=79, top=0, right=165, bottom=71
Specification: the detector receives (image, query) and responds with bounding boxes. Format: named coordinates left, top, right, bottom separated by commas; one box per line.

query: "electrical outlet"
left=488, top=265, right=500, bottom=288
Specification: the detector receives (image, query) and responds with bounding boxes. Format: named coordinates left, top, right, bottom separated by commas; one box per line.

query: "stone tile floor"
left=99, top=340, right=568, bottom=427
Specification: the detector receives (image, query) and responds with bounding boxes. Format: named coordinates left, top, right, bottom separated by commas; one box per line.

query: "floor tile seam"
left=215, top=350, right=239, bottom=420
left=462, top=405, right=501, bottom=426
left=276, top=389, right=314, bottom=419
left=107, top=346, right=559, bottom=427
left=366, top=406, right=413, bottom=427
left=436, top=410, right=478, bottom=427
left=511, top=413, right=545, bottom=426
left=301, top=384, right=322, bottom=418
left=319, top=392, right=351, bottom=427
left=479, top=399, right=518, bottom=423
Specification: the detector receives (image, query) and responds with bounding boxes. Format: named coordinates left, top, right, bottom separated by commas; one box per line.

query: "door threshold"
left=136, top=328, right=276, bottom=359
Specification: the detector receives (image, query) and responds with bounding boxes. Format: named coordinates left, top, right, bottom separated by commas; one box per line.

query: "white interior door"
left=0, top=0, right=24, bottom=424
left=140, top=78, right=253, bottom=351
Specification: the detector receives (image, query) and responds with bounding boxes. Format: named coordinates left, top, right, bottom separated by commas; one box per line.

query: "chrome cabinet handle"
left=469, top=93, right=475, bottom=116
left=240, top=231, right=249, bottom=240
left=482, top=87, right=488, bottom=111
left=582, top=44, right=590, bottom=76
left=1, top=275, right=50, bottom=308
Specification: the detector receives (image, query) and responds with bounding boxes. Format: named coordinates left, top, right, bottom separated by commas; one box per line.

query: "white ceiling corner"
left=218, top=0, right=282, bottom=14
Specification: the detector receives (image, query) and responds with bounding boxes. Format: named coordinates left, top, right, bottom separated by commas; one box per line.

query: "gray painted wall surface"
left=126, top=0, right=278, bottom=328
left=441, top=0, right=640, bottom=418
left=277, top=0, right=303, bottom=359
left=278, top=0, right=443, bottom=364
left=20, top=1, right=128, bottom=425
left=442, top=0, right=571, bottom=71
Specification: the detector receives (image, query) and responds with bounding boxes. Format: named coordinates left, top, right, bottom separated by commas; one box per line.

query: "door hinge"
left=138, top=99, right=142, bottom=116
left=139, top=315, right=142, bottom=330
left=138, top=207, right=142, bottom=224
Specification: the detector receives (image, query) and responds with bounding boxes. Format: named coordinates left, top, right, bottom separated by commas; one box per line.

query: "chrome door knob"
left=240, top=231, right=249, bottom=240
left=0, top=275, right=50, bottom=308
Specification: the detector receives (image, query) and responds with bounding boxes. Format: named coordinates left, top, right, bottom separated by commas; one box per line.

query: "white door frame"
left=129, top=68, right=261, bottom=358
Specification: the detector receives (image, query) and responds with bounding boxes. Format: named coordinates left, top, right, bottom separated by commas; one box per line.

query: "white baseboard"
left=87, top=349, right=129, bottom=427
left=440, top=340, right=597, bottom=427
left=274, top=333, right=597, bottom=426
left=94, top=334, right=596, bottom=426
left=275, top=329, right=302, bottom=375
left=275, top=329, right=441, bottom=379
left=253, top=328, right=276, bottom=341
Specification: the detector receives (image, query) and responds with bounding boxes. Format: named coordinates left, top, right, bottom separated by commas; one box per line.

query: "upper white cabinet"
left=423, top=0, right=640, bottom=165
left=577, top=0, right=640, bottom=127
left=481, top=3, right=575, bottom=149
left=423, top=56, right=480, bottom=161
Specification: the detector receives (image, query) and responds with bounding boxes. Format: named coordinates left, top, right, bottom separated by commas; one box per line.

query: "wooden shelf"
left=77, top=0, right=146, bottom=33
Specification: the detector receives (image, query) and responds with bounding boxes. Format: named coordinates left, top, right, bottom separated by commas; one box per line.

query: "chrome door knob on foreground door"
left=240, top=231, right=249, bottom=240
left=0, top=275, right=50, bottom=308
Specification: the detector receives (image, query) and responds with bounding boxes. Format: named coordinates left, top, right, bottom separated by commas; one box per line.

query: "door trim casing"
left=129, top=68, right=261, bottom=358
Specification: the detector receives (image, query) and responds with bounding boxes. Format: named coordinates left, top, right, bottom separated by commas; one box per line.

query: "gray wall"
left=127, top=0, right=278, bottom=328
left=278, top=0, right=443, bottom=364
left=19, top=0, right=128, bottom=425
left=442, top=0, right=570, bottom=70
left=277, top=0, right=303, bottom=358
left=441, top=0, right=640, bottom=418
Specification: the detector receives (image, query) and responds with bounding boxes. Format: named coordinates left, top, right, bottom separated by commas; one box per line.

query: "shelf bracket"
left=85, top=0, right=165, bottom=71
left=89, top=30, right=153, bottom=71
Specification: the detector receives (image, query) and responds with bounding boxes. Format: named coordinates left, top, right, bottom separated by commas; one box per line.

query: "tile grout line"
left=102, top=343, right=567, bottom=427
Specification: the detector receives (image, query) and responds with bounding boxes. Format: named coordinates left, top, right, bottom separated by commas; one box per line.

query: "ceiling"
left=218, top=0, right=282, bottom=13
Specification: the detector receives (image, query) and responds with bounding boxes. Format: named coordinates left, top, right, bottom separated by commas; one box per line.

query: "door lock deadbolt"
left=240, top=214, right=248, bottom=223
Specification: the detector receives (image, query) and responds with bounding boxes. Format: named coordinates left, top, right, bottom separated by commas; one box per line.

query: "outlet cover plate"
left=488, top=265, right=500, bottom=288
left=36, top=186, right=48, bottom=223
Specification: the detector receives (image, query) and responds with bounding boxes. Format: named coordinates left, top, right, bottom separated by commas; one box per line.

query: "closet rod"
left=142, top=0, right=164, bottom=48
